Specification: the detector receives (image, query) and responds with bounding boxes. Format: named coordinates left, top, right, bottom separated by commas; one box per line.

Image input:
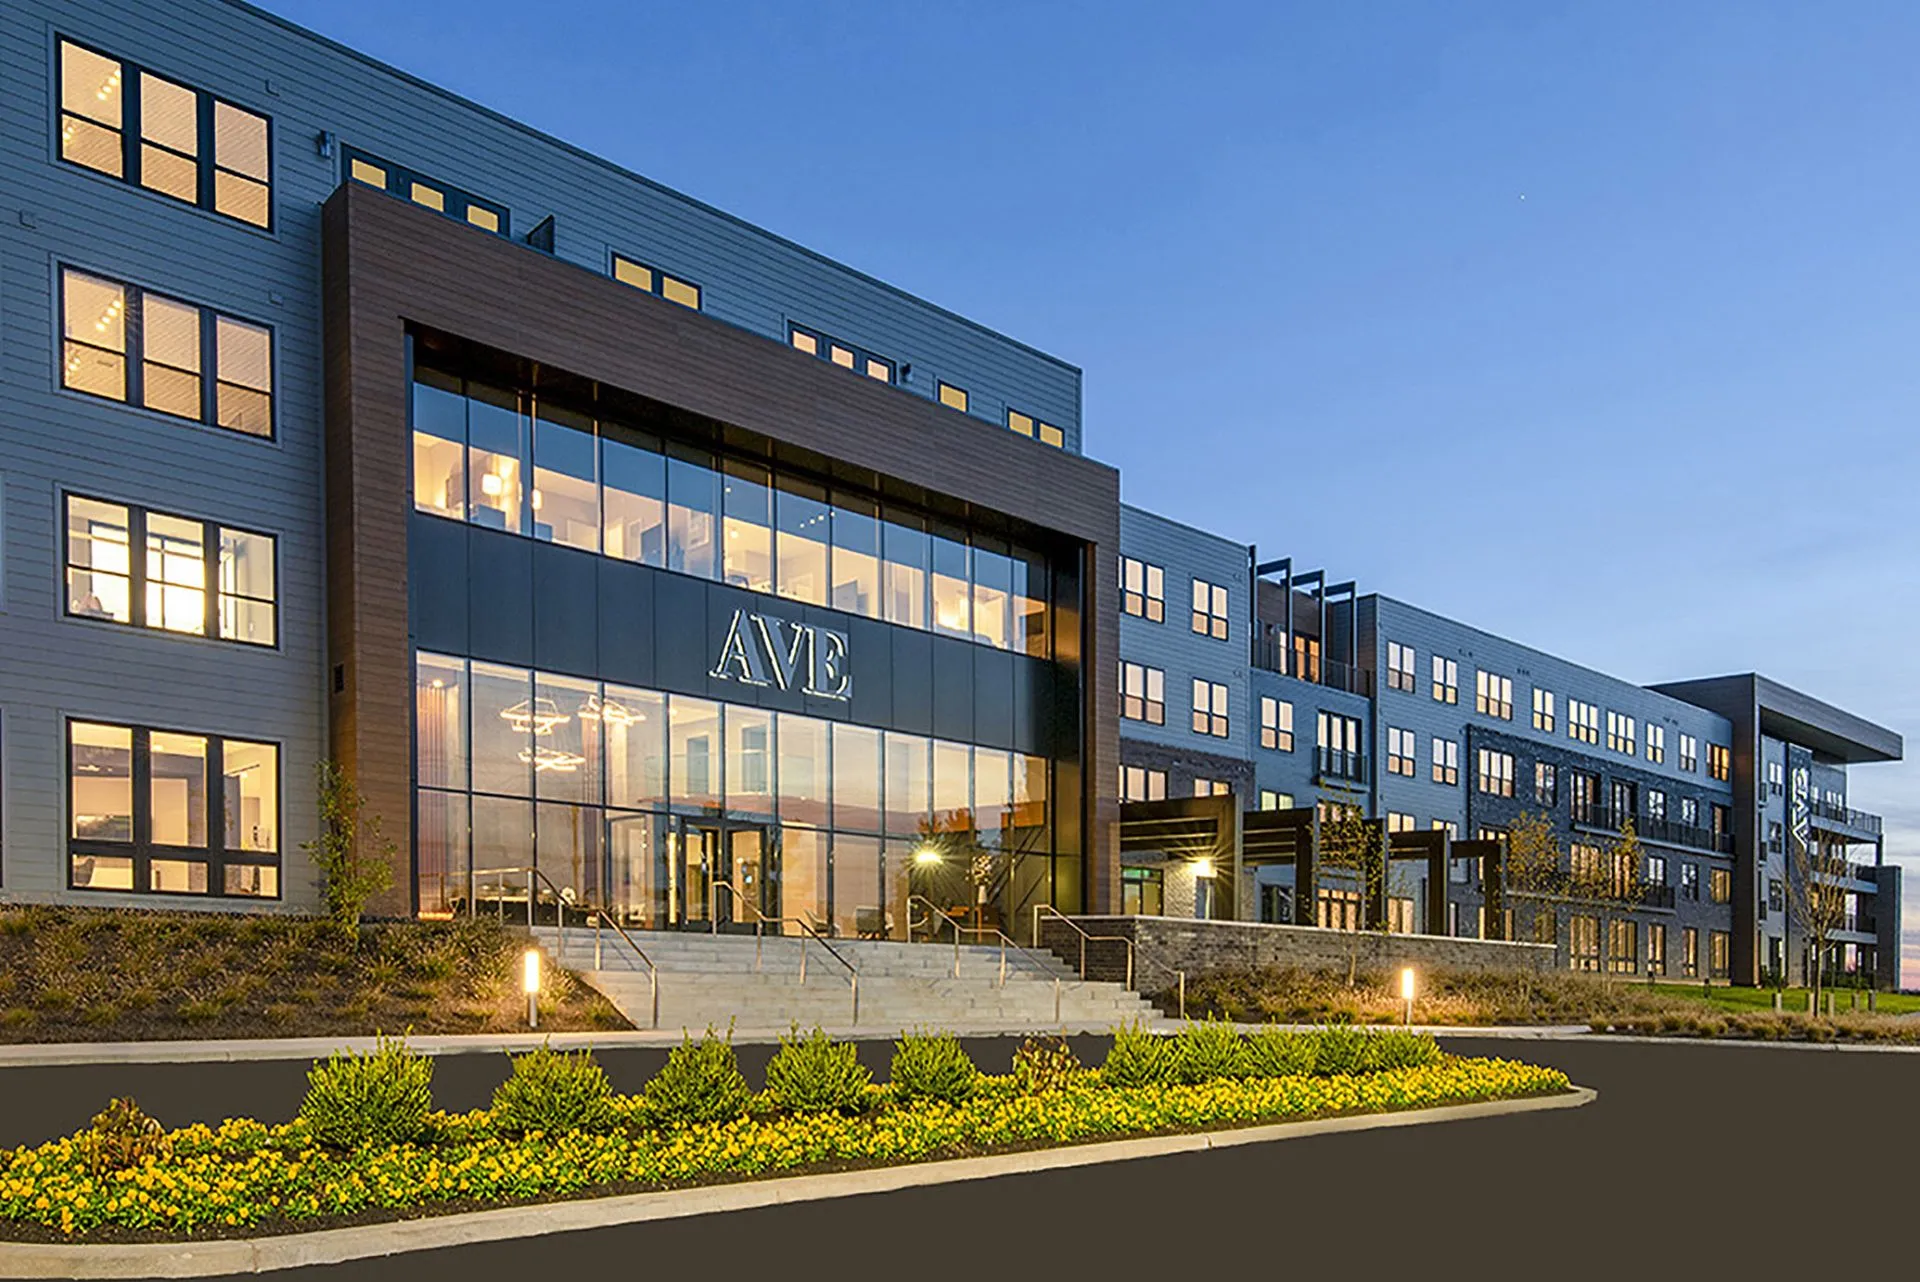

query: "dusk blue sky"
left=257, top=0, right=1920, bottom=983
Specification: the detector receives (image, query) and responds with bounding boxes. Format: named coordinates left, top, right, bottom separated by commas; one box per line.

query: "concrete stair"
left=529, top=927, right=1161, bottom=1035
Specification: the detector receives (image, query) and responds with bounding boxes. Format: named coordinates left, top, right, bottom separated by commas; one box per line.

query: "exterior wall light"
left=914, top=846, right=943, bottom=866
left=1400, top=966, right=1416, bottom=1026
left=522, top=947, right=542, bottom=1029
left=1193, top=858, right=1215, bottom=879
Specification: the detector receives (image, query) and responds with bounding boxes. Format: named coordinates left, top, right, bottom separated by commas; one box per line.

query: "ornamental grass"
left=0, top=1031, right=1568, bottom=1240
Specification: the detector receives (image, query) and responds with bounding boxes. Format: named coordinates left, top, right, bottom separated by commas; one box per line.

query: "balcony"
left=1809, top=798, right=1883, bottom=836
left=1314, top=747, right=1370, bottom=785
left=1507, top=869, right=1676, bottom=911
left=1572, top=803, right=1735, bottom=855
left=1640, top=883, right=1677, bottom=910
left=1251, top=638, right=1374, bottom=697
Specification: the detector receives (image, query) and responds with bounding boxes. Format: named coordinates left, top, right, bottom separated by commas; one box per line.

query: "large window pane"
left=416, top=653, right=469, bottom=791
left=884, top=732, right=930, bottom=837
left=60, top=41, right=125, bottom=176
left=537, top=802, right=602, bottom=906
left=721, top=462, right=772, bottom=593
left=416, top=788, right=468, bottom=915
left=882, top=513, right=929, bottom=630
left=666, top=448, right=718, bottom=579
left=775, top=479, right=830, bottom=606
left=932, top=740, right=972, bottom=833
left=62, top=270, right=127, bottom=401
left=1012, top=548, right=1049, bottom=658
left=779, top=826, right=827, bottom=928
left=930, top=528, right=971, bottom=640
left=471, top=660, right=534, bottom=797
left=1012, top=754, right=1050, bottom=854
left=70, top=722, right=133, bottom=842
left=211, top=101, right=270, bottom=227
left=138, top=71, right=198, bottom=202
left=467, top=382, right=525, bottom=534
left=412, top=367, right=466, bottom=518
left=144, top=512, right=206, bottom=635
left=602, top=685, right=665, bottom=809
left=531, top=401, right=599, bottom=553
left=971, top=539, right=1013, bottom=651
left=214, top=317, right=272, bottom=436
left=602, top=428, right=666, bottom=566
left=831, top=723, right=882, bottom=834
left=777, top=712, right=830, bottom=827
left=149, top=731, right=208, bottom=848
left=140, top=294, right=202, bottom=419
left=223, top=740, right=278, bottom=853
left=831, top=833, right=884, bottom=940
left=669, top=695, right=721, bottom=808
left=217, top=527, right=276, bottom=645
left=533, top=673, right=601, bottom=805
left=607, top=810, right=666, bottom=928
left=973, top=747, right=1012, bottom=845
left=472, top=795, right=534, bottom=892
left=726, top=705, right=774, bottom=818
left=65, top=496, right=132, bottom=623
left=829, top=496, right=881, bottom=619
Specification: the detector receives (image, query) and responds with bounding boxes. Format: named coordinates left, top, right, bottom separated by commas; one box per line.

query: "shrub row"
left=1103, top=1020, right=1439, bottom=1088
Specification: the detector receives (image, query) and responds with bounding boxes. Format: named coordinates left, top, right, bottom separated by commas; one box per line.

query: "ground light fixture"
left=1400, top=966, right=1416, bottom=1026
left=522, top=947, right=541, bottom=1029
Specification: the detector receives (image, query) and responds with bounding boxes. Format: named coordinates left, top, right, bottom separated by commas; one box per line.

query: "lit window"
left=1708, top=744, right=1731, bottom=782
left=1431, top=655, right=1458, bottom=704
left=612, top=252, right=702, bottom=310
left=1318, top=713, right=1363, bottom=779
left=1606, top=711, right=1637, bottom=756
left=1120, top=662, right=1164, bottom=725
left=1191, top=679, right=1228, bottom=738
left=1568, top=699, right=1600, bottom=745
left=58, top=38, right=272, bottom=229
left=1386, top=812, right=1416, bottom=834
left=342, top=146, right=507, bottom=237
left=1259, top=789, right=1293, bottom=811
left=1679, top=734, right=1699, bottom=772
left=1259, top=697, right=1293, bottom=751
left=1120, top=765, right=1166, bottom=802
left=1386, top=727, right=1416, bottom=777
left=1190, top=578, right=1229, bottom=640
left=789, top=323, right=892, bottom=383
left=61, top=267, right=274, bottom=438
left=1120, top=555, right=1164, bottom=622
left=64, top=493, right=275, bottom=646
left=1007, top=408, right=1065, bottom=448
left=1476, top=748, right=1514, bottom=797
left=937, top=382, right=969, bottom=413
left=1192, top=778, right=1231, bottom=798
left=1385, top=641, right=1416, bottom=692
left=1532, top=688, right=1555, bottom=733
left=1646, top=725, right=1666, bottom=765
left=1474, top=671, right=1512, bottom=720
left=1534, top=762, right=1557, bottom=808
left=1431, top=737, right=1459, bottom=785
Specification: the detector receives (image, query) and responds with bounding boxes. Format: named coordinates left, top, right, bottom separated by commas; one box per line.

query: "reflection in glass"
left=883, top=515, right=929, bottom=630
left=1013, top=754, right=1050, bottom=851
left=416, top=653, right=469, bottom=791
left=470, top=661, right=533, bottom=798
left=533, top=673, right=600, bottom=804
left=930, top=529, right=970, bottom=639
left=831, top=834, right=884, bottom=939
left=607, top=810, right=665, bottom=927
left=780, top=826, right=827, bottom=928
left=884, top=732, right=930, bottom=837
left=1012, top=550, right=1048, bottom=658
left=601, top=686, right=665, bottom=809
left=776, top=480, right=830, bottom=606
left=417, top=787, right=468, bottom=915
left=223, top=740, right=278, bottom=853
left=472, top=795, right=533, bottom=884
left=467, top=382, right=525, bottom=534
left=831, top=724, right=882, bottom=833
left=149, top=731, right=207, bottom=847
left=973, top=747, right=1011, bottom=845
left=531, top=401, right=599, bottom=553
left=726, top=706, right=774, bottom=818
left=602, top=428, right=665, bottom=565
left=932, top=740, right=972, bottom=832
left=777, top=713, right=830, bottom=827
left=412, top=366, right=466, bottom=518
left=666, top=449, right=718, bottom=579
left=538, top=802, right=602, bottom=906
left=721, top=462, right=772, bottom=593
left=830, top=496, right=881, bottom=618
left=72, top=854, right=134, bottom=890
left=670, top=696, right=721, bottom=807
left=971, top=540, right=1012, bottom=651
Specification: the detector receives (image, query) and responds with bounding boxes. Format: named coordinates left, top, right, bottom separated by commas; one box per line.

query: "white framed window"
left=1646, top=725, right=1666, bottom=765
left=1431, top=737, right=1459, bottom=786
left=1431, top=655, right=1458, bottom=704
left=1475, top=671, right=1512, bottom=720
left=1386, top=726, right=1416, bottom=777
left=1679, top=733, right=1698, bottom=772
left=1532, top=688, right=1555, bottom=733
left=1386, top=641, right=1416, bottom=692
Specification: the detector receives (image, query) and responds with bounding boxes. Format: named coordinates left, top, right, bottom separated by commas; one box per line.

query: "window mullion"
left=125, top=284, right=146, bottom=409
left=208, top=736, right=227, bottom=886
left=121, top=68, right=141, bottom=191
left=132, top=726, right=153, bottom=889
left=195, top=91, right=214, bottom=212
left=199, top=302, right=217, bottom=426
left=128, top=506, right=149, bottom=630
left=202, top=517, right=219, bottom=640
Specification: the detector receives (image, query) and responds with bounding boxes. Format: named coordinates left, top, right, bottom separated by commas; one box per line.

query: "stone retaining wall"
left=1041, top=916, right=1558, bottom=989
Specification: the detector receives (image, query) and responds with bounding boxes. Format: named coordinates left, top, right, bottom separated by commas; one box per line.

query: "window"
left=1120, top=663, right=1165, bottom=725
left=1191, top=680, right=1229, bottom=738
left=1387, top=812, right=1416, bottom=833
left=1646, top=725, right=1666, bottom=765
left=1432, top=819, right=1458, bottom=839
left=1708, top=744, right=1731, bottom=782
left=1569, top=841, right=1604, bottom=888
left=1605, top=712, right=1636, bottom=756
left=1767, top=820, right=1783, bottom=853
left=1475, top=671, right=1513, bottom=719
left=1006, top=409, right=1066, bottom=449
left=1711, top=803, right=1730, bottom=844
left=1476, top=748, right=1514, bottom=797
left=1430, top=737, right=1459, bottom=786
left=1610, top=779, right=1636, bottom=821
left=1647, top=789, right=1666, bottom=822
left=1121, top=867, right=1164, bottom=916
left=1678, top=733, right=1698, bottom=772
left=1647, top=854, right=1667, bottom=887
left=61, top=267, right=273, bottom=437
left=1386, top=727, right=1416, bottom=777
left=1319, top=713, right=1363, bottom=779
left=1568, top=699, right=1600, bottom=745
left=1120, top=766, right=1167, bottom=802
left=612, top=253, right=702, bottom=310
left=1532, top=688, right=1555, bottom=733
left=1681, top=862, right=1700, bottom=901
left=788, top=323, right=894, bottom=383
left=936, top=382, right=969, bottom=413
left=1766, top=760, right=1784, bottom=795
left=1569, top=915, right=1600, bottom=972
left=1709, top=867, right=1731, bottom=904
left=1570, top=770, right=1600, bottom=824
left=1259, top=697, right=1294, bottom=751
left=1681, top=927, right=1699, bottom=977
left=1534, top=762, right=1558, bottom=808
left=1190, top=579, right=1230, bottom=639
left=1431, top=655, right=1458, bottom=704
left=1386, top=642, right=1416, bottom=692
left=1258, top=789, right=1293, bottom=811
left=64, top=494, right=276, bottom=646
left=1709, top=931, right=1730, bottom=979
left=1191, top=778, right=1231, bottom=798
left=57, top=38, right=272, bottom=229
left=1679, top=797, right=1699, bottom=828
left=67, top=719, right=279, bottom=897
left=1768, top=878, right=1784, bottom=913
left=1120, top=556, right=1165, bottom=622
left=1317, top=887, right=1362, bottom=931
left=1608, top=919, right=1637, bottom=975
left=1648, top=923, right=1668, bottom=976
left=343, top=147, right=505, bottom=235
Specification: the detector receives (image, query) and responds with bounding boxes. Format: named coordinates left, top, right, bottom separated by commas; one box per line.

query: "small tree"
left=1314, top=786, right=1387, bottom=988
left=1502, top=811, right=1563, bottom=1009
left=1787, top=832, right=1849, bottom=1008
left=304, top=760, right=395, bottom=941
left=1567, top=818, right=1645, bottom=986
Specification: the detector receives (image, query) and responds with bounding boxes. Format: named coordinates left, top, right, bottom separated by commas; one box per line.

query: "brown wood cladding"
left=322, top=182, right=1122, bottom=914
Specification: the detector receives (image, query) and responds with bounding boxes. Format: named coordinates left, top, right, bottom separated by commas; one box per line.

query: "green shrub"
left=1012, top=1035, right=1081, bottom=1094
left=80, top=1098, right=170, bottom=1175
left=1101, top=1022, right=1178, bottom=1088
left=1244, top=1026, right=1318, bottom=1078
left=1173, top=1018, right=1249, bottom=1083
left=1311, top=1024, right=1373, bottom=1076
left=1372, top=1029, right=1441, bottom=1072
left=297, top=1035, right=434, bottom=1148
left=490, top=1043, right=614, bottom=1135
left=889, top=1032, right=978, bottom=1103
left=643, top=1028, right=751, bottom=1128
left=764, top=1027, right=872, bottom=1114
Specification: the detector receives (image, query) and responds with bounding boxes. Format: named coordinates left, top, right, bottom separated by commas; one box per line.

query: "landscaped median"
left=0, top=1026, right=1571, bottom=1243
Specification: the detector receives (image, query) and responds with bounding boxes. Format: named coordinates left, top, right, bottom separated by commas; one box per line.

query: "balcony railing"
left=1314, top=747, right=1370, bottom=784
left=1572, top=803, right=1735, bottom=855
left=1508, top=870, right=1676, bottom=910
left=1251, top=638, right=1375, bottom=697
left=1809, top=798, right=1883, bottom=835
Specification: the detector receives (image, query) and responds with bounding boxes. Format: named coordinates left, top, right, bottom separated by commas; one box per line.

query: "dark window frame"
left=342, top=145, right=509, bottom=238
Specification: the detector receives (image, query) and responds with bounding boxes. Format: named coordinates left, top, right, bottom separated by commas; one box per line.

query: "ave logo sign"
left=709, top=608, right=852, bottom=701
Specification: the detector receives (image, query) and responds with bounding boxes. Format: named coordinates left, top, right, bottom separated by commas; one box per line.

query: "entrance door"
left=667, top=819, right=770, bottom=929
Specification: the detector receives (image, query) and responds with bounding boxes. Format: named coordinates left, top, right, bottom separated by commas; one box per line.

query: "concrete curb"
left=0, top=1088, right=1595, bottom=1277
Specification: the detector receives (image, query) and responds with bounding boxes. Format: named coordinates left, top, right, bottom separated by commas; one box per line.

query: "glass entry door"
left=668, top=818, right=769, bottom=930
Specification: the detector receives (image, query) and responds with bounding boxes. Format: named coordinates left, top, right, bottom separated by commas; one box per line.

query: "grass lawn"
left=1660, top=983, right=1920, bottom=1017
left=0, top=906, right=628, bottom=1042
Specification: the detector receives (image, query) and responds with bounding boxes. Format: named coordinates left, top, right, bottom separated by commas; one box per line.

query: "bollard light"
left=522, top=947, right=541, bottom=1029
left=1400, top=966, right=1416, bottom=1026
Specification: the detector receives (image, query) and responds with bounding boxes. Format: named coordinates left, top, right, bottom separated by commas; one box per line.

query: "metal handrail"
left=709, top=882, right=859, bottom=1025
left=906, top=895, right=1065, bottom=1021
left=1030, top=905, right=1187, bottom=1019
left=475, top=865, right=659, bottom=1029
